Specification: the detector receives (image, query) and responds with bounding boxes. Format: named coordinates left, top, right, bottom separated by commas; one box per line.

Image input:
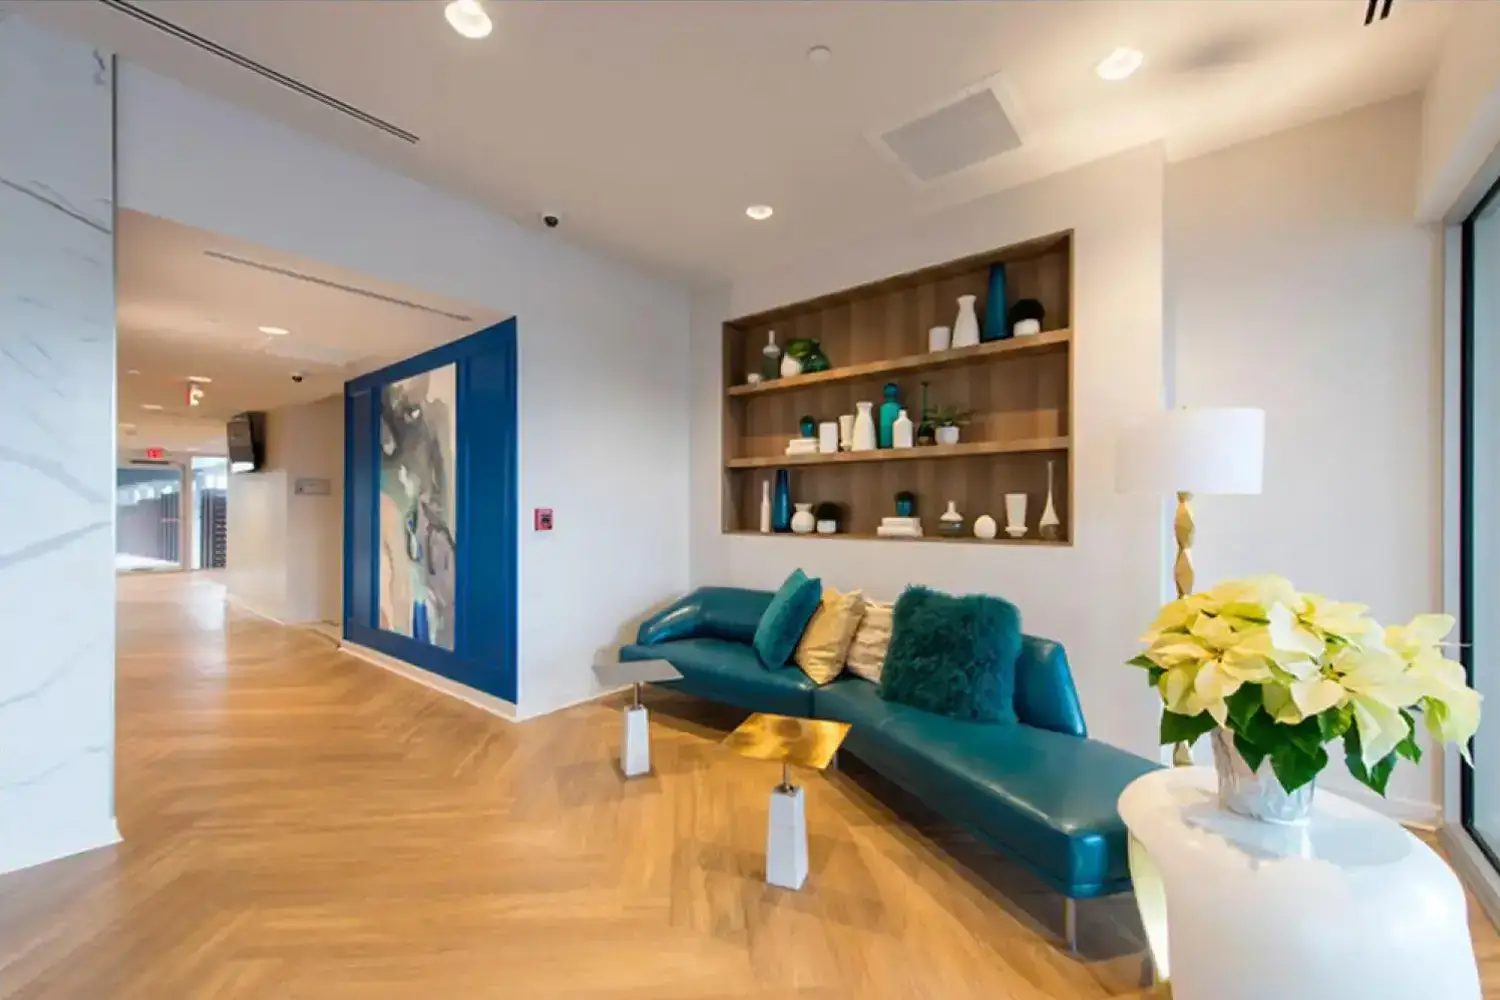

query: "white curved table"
left=1118, top=768, right=1479, bottom=1000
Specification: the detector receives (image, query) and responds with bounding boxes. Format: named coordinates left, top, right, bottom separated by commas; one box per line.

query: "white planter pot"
left=928, top=325, right=951, bottom=352
left=815, top=520, right=837, bottom=535
left=935, top=425, right=960, bottom=446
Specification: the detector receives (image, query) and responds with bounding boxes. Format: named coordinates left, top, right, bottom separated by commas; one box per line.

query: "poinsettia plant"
left=1130, top=575, right=1481, bottom=796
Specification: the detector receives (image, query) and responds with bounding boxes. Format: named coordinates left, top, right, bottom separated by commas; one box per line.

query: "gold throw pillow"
left=794, top=587, right=866, bottom=685
left=845, top=600, right=894, bottom=684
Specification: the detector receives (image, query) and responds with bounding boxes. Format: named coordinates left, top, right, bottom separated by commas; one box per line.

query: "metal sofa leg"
left=1063, top=897, right=1078, bottom=954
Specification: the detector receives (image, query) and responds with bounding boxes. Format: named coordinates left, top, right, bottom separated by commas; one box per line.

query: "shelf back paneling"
left=728, top=450, right=1069, bottom=543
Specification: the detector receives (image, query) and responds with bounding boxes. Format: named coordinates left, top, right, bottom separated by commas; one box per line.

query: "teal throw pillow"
left=879, top=585, right=1022, bottom=723
left=752, top=569, right=823, bottom=668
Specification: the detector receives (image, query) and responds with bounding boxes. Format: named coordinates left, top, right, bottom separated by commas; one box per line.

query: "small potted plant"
left=813, top=501, right=841, bottom=535
left=1130, top=575, right=1481, bottom=823
left=929, top=405, right=971, bottom=446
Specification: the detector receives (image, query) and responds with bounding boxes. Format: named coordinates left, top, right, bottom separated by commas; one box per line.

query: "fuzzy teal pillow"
left=753, top=569, right=823, bottom=668
left=879, top=585, right=1022, bottom=723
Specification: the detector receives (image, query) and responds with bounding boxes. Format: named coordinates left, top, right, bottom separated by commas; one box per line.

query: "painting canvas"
left=378, top=364, right=458, bottom=649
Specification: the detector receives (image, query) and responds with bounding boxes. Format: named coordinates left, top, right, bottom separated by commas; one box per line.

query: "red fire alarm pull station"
left=534, top=508, right=554, bottom=531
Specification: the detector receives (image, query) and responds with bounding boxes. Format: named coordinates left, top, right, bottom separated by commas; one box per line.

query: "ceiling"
left=20, top=1, right=1452, bottom=280
left=117, top=209, right=497, bottom=454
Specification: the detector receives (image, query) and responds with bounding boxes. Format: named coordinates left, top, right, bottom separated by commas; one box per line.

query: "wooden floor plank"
left=1, top=571, right=1497, bottom=998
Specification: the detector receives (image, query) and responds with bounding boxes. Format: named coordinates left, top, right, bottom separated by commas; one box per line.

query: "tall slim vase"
left=952, top=295, right=980, bottom=348
left=981, top=265, right=1009, bottom=342
left=852, top=402, right=877, bottom=452
left=877, top=382, right=901, bottom=449
left=772, top=469, right=792, bottom=533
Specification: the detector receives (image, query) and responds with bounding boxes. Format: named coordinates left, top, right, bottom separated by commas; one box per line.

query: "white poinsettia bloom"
left=1335, top=645, right=1424, bottom=709
left=1351, top=696, right=1411, bottom=768
left=1218, top=628, right=1279, bottom=683
left=1290, top=676, right=1345, bottom=717
left=1384, top=613, right=1457, bottom=659
left=1261, top=683, right=1305, bottom=724
left=1301, top=594, right=1381, bottom=648
left=1192, top=660, right=1241, bottom=724
left=1268, top=602, right=1324, bottom=659
left=1140, top=598, right=1197, bottom=644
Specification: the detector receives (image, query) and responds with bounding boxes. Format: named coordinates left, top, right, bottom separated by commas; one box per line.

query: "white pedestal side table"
left=723, top=713, right=851, bottom=891
left=1118, top=767, right=1479, bottom=1000
left=592, top=660, right=682, bottom=778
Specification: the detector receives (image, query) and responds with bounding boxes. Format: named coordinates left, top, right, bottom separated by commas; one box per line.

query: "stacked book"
left=875, top=516, right=923, bottom=539
left=785, top=437, right=819, bottom=456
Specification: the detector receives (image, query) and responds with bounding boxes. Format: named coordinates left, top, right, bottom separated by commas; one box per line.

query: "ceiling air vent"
left=95, top=0, right=419, bottom=144
left=873, top=79, right=1024, bottom=185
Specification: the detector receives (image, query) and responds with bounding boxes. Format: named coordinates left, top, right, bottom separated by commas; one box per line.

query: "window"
left=1461, top=174, right=1500, bottom=859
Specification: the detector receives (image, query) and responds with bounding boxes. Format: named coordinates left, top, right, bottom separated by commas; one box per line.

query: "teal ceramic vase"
left=878, top=382, right=901, bottom=448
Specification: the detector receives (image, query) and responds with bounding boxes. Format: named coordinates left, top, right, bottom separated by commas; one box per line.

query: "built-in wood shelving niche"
left=721, top=230, right=1074, bottom=545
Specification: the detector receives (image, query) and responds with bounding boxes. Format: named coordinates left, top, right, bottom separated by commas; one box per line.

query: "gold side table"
left=723, top=712, right=850, bottom=891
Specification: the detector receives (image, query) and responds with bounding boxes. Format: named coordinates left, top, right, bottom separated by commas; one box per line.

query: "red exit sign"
left=144, top=447, right=165, bottom=460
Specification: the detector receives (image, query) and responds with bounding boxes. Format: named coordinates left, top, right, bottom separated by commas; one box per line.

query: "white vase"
left=852, top=402, right=877, bottom=452
left=781, top=353, right=803, bottom=378
left=1039, top=459, right=1061, bottom=540
left=974, top=514, right=997, bottom=540
left=815, top=520, right=837, bottom=535
left=1004, top=493, right=1028, bottom=537
left=928, top=325, right=951, bottom=352
left=952, top=295, right=980, bottom=348
left=818, top=421, right=839, bottom=454
left=1013, top=318, right=1040, bottom=338
left=838, top=414, right=855, bottom=451
left=791, top=503, right=815, bottom=535
left=939, top=501, right=963, bottom=536
left=892, top=409, right=913, bottom=449
left=759, top=481, right=772, bottom=534
left=935, top=425, right=960, bottom=446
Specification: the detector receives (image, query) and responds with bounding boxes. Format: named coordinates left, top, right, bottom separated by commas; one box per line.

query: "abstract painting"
left=377, top=364, right=457, bottom=649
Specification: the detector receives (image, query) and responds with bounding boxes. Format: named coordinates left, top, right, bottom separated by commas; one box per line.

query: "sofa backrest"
left=636, top=587, right=774, bottom=646
left=638, top=587, right=1088, bottom=737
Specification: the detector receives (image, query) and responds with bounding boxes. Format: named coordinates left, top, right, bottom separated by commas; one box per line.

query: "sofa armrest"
left=1015, top=636, right=1087, bottom=738
left=636, top=587, right=774, bottom=646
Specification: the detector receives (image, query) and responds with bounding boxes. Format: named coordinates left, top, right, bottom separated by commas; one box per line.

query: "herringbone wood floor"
left=2, top=573, right=1498, bottom=999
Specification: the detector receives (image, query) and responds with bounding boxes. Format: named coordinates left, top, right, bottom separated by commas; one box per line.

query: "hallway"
left=1, top=573, right=1498, bottom=998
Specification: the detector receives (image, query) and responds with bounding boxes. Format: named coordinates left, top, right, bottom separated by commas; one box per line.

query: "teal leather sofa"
left=620, top=586, right=1159, bottom=915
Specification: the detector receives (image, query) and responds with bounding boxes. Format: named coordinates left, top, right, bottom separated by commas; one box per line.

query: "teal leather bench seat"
left=620, top=586, right=1158, bottom=905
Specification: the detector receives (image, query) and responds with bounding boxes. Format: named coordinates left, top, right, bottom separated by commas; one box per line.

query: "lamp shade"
left=1115, top=407, right=1265, bottom=496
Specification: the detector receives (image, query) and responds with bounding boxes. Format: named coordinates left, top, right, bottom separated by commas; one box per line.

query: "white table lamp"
left=1117, top=407, right=1264, bottom=766
left=1116, top=406, right=1265, bottom=600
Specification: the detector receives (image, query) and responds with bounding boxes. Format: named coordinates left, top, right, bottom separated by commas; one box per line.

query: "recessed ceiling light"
left=141, top=404, right=164, bottom=411
left=259, top=326, right=290, bottom=336
left=746, top=205, right=774, bottom=221
left=444, top=0, right=493, bottom=39
left=1096, top=47, right=1144, bottom=81
left=186, top=375, right=213, bottom=384
left=126, top=369, right=140, bottom=375
left=807, top=45, right=832, bottom=64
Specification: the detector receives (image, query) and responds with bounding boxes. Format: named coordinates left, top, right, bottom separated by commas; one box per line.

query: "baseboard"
left=226, top=593, right=287, bottom=626
left=1440, top=825, right=1500, bottom=932
left=338, top=640, right=519, bottom=722
left=0, top=817, right=121, bottom=878
left=515, top=676, right=632, bottom=721
left=1329, top=783, right=1442, bottom=830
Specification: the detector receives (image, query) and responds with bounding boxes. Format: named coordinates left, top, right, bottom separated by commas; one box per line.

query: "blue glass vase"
left=981, top=264, right=1010, bottom=342
left=878, top=382, right=901, bottom=449
left=773, top=469, right=792, bottom=532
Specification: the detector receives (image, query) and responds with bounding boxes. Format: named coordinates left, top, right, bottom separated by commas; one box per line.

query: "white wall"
left=0, top=17, right=119, bottom=874
left=1167, top=97, right=1443, bottom=819
left=116, top=65, right=692, bottom=717
left=226, top=397, right=343, bottom=625
left=1418, top=0, right=1500, bottom=221
left=691, top=146, right=1170, bottom=761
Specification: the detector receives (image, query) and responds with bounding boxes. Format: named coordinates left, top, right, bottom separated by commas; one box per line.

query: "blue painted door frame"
left=343, top=319, right=518, bottom=703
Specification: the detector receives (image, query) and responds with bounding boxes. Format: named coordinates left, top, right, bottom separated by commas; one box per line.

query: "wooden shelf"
left=725, top=437, right=1068, bottom=470
left=724, top=530, right=1063, bottom=547
left=726, top=329, right=1070, bottom=398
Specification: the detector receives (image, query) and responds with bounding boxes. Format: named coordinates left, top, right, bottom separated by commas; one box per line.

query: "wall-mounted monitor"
left=226, top=412, right=266, bottom=473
